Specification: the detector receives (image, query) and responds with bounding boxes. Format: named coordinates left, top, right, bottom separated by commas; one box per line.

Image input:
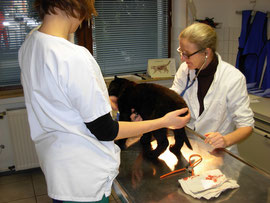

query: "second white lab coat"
left=171, top=53, right=254, bottom=153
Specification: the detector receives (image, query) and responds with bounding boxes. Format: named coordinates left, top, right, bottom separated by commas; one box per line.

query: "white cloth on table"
left=179, top=169, right=239, bottom=200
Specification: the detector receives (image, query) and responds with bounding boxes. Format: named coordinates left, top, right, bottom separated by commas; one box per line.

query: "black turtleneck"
left=196, top=54, right=218, bottom=116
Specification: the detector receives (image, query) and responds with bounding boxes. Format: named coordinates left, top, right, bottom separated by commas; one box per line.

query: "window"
left=0, top=0, right=170, bottom=88
left=0, top=0, right=41, bottom=87
left=92, top=0, right=170, bottom=76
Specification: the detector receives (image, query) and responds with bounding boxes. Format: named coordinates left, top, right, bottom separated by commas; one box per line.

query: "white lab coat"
left=19, top=31, right=120, bottom=201
left=171, top=53, right=254, bottom=153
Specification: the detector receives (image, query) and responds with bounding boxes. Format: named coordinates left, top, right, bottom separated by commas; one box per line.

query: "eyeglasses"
left=177, top=47, right=204, bottom=59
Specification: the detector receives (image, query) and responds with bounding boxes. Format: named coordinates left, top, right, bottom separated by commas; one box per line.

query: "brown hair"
left=34, top=0, right=97, bottom=20
left=179, top=22, right=217, bottom=52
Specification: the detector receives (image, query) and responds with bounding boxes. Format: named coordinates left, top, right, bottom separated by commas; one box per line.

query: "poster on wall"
left=147, top=58, right=176, bottom=78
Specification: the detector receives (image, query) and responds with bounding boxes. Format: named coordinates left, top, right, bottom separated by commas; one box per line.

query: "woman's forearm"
left=224, top=126, right=253, bottom=147
left=116, top=119, right=163, bottom=140
left=115, top=108, right=190, bottom=140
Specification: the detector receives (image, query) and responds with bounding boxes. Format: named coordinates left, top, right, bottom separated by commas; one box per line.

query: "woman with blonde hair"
left=171, top=22, right=254, bottom=153
left=18, top=0, right=190, bottom=202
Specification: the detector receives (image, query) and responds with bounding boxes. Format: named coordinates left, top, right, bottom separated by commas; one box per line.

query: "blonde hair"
left=34, top=0, right=97, bottom=20
left=179, top=23, right=217, bottom=52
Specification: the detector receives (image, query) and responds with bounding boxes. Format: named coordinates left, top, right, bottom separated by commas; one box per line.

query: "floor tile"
left=8, top=197, right=36, bottom=203
left=32, top=169, right=47, bottom=196
left=0, top=179, right=34, bottom=203
left=0, top=172, right=31, bottom=185
left=36, top=195, right=52, bottom=203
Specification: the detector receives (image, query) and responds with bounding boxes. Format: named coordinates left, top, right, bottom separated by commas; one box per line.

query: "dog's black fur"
left=108, top=76, right=192, bottom=159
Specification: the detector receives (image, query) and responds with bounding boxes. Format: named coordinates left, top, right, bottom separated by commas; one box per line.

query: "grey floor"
left=0, top=168, right=122, bottom=203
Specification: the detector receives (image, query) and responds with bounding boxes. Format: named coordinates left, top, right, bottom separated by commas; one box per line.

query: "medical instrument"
left=180, top=55, right=208, bottom=97
left=160, top=154, right=202, bottom=179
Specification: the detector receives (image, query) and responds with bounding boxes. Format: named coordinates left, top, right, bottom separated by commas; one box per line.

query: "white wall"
left=171, top=0, right=188, bottom=69
left=172, top=0, right=270, bottom=68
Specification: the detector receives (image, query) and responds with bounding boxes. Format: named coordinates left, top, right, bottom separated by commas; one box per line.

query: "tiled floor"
left=0, top=168, right=122, bottom=203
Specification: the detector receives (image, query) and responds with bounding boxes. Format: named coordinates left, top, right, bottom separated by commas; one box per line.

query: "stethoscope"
left=180, top=55, right=208, bottom=97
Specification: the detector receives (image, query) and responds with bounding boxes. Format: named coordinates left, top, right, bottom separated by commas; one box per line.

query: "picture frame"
left=147, top=58, right=176, bottom=78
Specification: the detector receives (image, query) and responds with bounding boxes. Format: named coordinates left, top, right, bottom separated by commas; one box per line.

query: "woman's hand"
left=163, top=108, right=190, bottom=129
left=204, top=132, right=227, bottom=149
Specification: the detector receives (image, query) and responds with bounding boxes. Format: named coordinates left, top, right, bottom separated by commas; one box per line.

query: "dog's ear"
left=114, top=75, right=118, bottom=79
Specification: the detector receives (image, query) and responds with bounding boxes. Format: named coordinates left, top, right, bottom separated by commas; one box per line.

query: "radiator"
left=7, top=108, right=39, bottom=171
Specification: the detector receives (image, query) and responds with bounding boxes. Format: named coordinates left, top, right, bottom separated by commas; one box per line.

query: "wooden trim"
left=75, top=19, right=93, bottom=54
left=0, top=85, right=22, bottom=91
left=186, top=1, right=188, bottom=27
left=168, top=0, right=172, bottom=58
left=0, top=86, right=24, bottom=99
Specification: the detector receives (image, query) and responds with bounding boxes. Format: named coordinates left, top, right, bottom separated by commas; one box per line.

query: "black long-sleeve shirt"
left=85, top=113, right=119, bottom=141
left=196, top=54, right=218, bottom=116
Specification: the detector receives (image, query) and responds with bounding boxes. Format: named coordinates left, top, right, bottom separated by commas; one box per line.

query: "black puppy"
left=108, top=76, right=192, bottom=159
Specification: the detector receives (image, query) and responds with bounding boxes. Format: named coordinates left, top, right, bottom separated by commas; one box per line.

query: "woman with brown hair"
left=18, top=1, right=190, bottom=202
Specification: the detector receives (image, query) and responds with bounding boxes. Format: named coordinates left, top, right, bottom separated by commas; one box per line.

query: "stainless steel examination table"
left=113, top=127, right=270, bottom=203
